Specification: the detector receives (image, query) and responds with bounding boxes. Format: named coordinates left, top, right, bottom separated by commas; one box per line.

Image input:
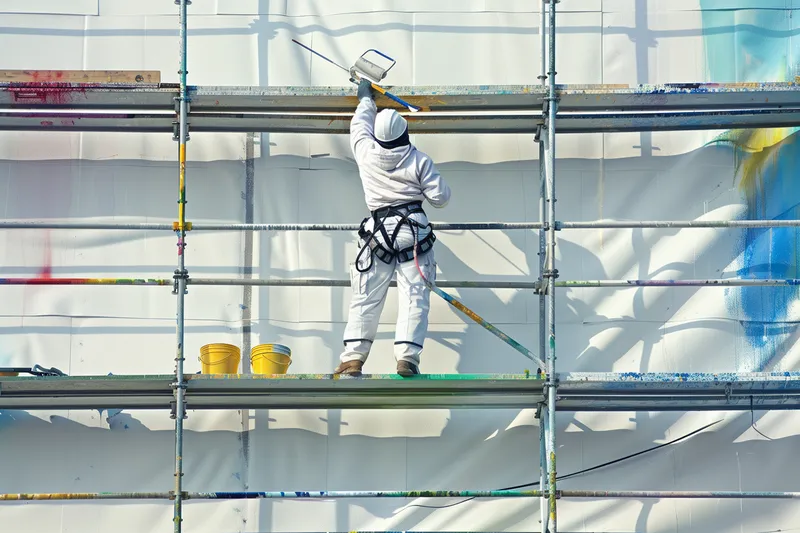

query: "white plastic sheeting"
left=1, top=2, right=800, bottom=532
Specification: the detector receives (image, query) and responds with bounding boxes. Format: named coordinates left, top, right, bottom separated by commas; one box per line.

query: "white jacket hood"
left=372, top=144, right=414, bottom=171
left=350, top=97, right=451, bottom=213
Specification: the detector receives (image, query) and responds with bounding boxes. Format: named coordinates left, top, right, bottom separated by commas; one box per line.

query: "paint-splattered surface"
left=3, top=3, right=800, bottom=533
left=697, top=5, right=800, bottom=371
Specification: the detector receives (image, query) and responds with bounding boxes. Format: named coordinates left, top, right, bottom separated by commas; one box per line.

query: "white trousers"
left=340, top=234, right=436, bottom=367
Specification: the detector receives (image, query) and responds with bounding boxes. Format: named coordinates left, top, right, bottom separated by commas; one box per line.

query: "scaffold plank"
left=0, top=82, right=799, bottom=133
left=0, top=70, right=161, bottom=84
left=1, top=372, right=798, bottom=411
left=2, top=82, right=799, bottom=111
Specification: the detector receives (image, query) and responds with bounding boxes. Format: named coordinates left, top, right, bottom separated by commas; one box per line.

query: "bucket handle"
left=254, top=354, right=292, bottom=367
left=198, top=354, right=239, bottom=365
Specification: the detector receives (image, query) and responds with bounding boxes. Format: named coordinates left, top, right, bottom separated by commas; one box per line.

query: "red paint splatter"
left=7, top=81, right=94, bottom=106
left=37, top=231, right=52, bottom=279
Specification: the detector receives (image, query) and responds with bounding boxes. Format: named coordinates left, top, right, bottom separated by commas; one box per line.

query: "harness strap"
left=355, top=201, right=435, bottom=272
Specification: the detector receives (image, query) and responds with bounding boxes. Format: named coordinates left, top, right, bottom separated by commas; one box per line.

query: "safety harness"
left=355, top=200, right=436, bottom=273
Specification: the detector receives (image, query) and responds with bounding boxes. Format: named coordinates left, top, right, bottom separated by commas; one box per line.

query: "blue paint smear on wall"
left=699, top=4, right=800, bottom=369
left=727, top=134, right=800, bottom=368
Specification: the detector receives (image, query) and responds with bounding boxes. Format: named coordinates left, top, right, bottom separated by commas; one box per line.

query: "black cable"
left=750, top=395, right=773, bottom=441
left=400, top=418, right=722, bottom=511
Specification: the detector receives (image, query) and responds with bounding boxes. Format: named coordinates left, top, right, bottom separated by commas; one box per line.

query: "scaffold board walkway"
left=2, top=82, right=800, bottom=133
left=1, top=372, right=798, bottom=411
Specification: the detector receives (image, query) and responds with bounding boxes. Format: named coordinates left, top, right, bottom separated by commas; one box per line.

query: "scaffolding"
left=3, top=1, right=800, bottom=532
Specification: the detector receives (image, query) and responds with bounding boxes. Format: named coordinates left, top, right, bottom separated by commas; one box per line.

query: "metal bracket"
left=535, top=401, right=545, bottom=419
left=724, top=383, right=733, bottom=404
left=173, top=97, right=191, bottom=114
left=172, top=269, right=189, bottom=295
left=534, top=125, right=543, bottom=143
left=174, top=0, right=192, bottom=4
left=172, top=97, right=191, bottom=142
left=169, top=396, right=188, bottom=420
left=533, top=280, right=544, bottom=295
left=173, top=221, right=193, bottom=232
left=542, top=268, right=560, bottom=279
left=172, top=121, right=191, bottom=142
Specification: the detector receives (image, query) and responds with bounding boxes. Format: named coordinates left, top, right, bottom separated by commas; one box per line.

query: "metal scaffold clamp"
left=172, top=268, right=189, bottom=295
left=175, top=227, right=188, bottom=256
left=169, top=363, right=189, bottom=418
left=535, top=269, right=559, bottom=295
left=172, top=113, right=190, bottom=142
left=172, top=95, right=191, bottom=142
left=170, top=400, right=188, bottom=421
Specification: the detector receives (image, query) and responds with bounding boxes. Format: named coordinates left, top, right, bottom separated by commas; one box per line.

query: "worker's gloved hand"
left=357, top=78, right=374, bottom=100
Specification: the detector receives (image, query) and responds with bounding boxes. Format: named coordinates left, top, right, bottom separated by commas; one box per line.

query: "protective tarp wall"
left=1, top=1, right=799, bottom=532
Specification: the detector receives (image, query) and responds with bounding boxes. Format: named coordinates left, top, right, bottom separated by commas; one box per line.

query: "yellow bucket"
left=251, top=343, right=292, bottom=375
left=199, top=343, right=241, bottom=374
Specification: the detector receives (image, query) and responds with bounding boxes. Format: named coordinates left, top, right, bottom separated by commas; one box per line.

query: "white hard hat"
left=374, top=109, right=408, bottom=142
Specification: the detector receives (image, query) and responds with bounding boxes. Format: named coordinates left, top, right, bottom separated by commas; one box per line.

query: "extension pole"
left=538, top=3, right=549, bottom=533
left=173, top=1, right=190, bottom=531
left=545, top=1, right=559, bottom=532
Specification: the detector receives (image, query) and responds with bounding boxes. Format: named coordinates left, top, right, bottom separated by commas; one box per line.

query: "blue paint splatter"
left=726, top=134, right=800, bottom=369
left=698, top=4, right=800, bottom=369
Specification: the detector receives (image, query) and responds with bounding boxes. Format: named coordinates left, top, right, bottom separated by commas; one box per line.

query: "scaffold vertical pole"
left=538, top=3, right=549, bottom=533
left=545, top=0, right=559, bottom=531
left=172, top=0, right=191, bottom=531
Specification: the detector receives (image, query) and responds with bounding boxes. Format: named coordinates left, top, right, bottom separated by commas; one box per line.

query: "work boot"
left=396, top=360, right=420, bottom=377
left=334, top=360, right=363, bottom=376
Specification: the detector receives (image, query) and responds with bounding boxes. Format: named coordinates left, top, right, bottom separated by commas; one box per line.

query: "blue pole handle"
left=379, top=88, right=421, bottom=113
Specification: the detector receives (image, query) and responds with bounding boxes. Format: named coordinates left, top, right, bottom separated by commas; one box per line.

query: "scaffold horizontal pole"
left=3, top=490, right=800, bottom=501
left=557, top=279, right=800, bottom=288
left=0, top=221, right=543, bottom=231
left=0, top=277, right=796, bottom=289
left=0, top=278, right=171, bottom=286
left=0, top=493, right=170, bottom=501
left=2, top=220, right=800, bottom=231
left=188, top=278, right=538, bottom=289
left=560, top=220, right=800, bottom=229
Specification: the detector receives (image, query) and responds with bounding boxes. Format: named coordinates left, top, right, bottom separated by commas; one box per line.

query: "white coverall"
left=340, top=97, right=451, bottom=367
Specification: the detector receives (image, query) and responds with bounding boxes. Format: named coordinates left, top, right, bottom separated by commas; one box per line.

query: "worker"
left=335, top=79, right=451, bottom=377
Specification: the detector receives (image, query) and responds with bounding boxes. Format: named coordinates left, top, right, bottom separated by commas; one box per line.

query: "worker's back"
left=350, top=97, right=450, bottom=215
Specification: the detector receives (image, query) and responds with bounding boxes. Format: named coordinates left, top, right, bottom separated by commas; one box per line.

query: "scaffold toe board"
left=1, top=372, right=799, bottom=411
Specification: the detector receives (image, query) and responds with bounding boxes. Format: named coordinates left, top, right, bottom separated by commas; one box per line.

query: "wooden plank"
left=0, top=70, right=161, bottom=84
